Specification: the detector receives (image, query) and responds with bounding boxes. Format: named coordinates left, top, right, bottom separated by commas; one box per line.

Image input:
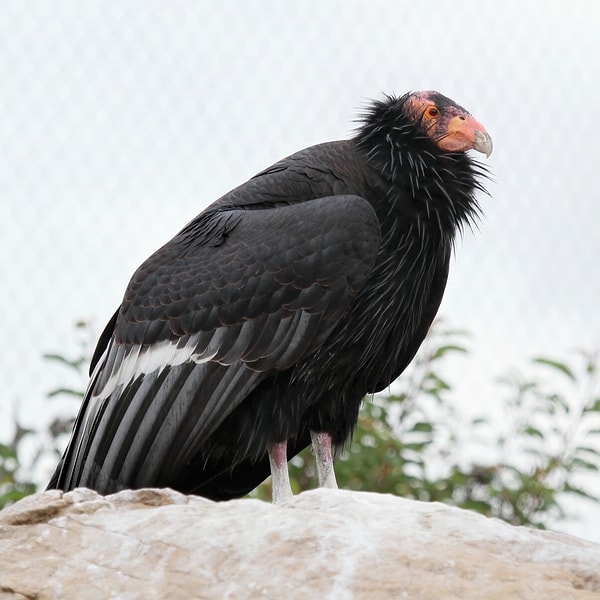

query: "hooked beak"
left=438, top=115, right=493, bottom=157
left=472, top=129, right=493, bottom=158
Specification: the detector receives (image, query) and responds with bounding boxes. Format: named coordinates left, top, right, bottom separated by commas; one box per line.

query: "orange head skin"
left=406, top=91, right=493, bottom=157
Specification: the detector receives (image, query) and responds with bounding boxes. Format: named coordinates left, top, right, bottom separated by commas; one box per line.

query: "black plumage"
left=48, top=91, right=492, bottom=501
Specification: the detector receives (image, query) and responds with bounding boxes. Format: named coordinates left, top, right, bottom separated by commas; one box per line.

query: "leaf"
left=582, top=351, right=597, bottom=375
left=411, top=422, right=434, bottom=433
left=532, top=357, right=576, bottom=381
left=584, top=398, right=600, bottom=413
left=47, top=388, right=85, bottom=399
left=459, top=499, right=493, bottom=514
left=431, top=344, right=468, bottom=360
left=424, top=372, right=451, bottom=393
left=0, top=445, right=17, bottom=460
left=522, top=446, right=544, bottom=458
left=42, top=353, right=85, bottom=372
left=562, top=483, right=600, bottom=502
left=522, top=426, right=544, bottom=439
left=401, top=441, right=432, bottom=452
left=574, top=445, right=600, bottom=458
left=0, top=485, right=37, bottom=510
left=385, top=394, right=407, bottom=405
left=546, top=393, right=570, bottom=413
left=567, top=457, right=600, bottom=472
left=437, top=326, right=471, bottom=340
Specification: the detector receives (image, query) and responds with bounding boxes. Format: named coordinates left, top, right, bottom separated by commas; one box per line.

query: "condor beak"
left=438, top=115, right=493, bottom=157
left=472, top=129, right=493, bottom=158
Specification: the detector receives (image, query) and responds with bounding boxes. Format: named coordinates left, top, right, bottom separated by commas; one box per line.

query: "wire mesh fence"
left=1, top=0, right=598, bottom=537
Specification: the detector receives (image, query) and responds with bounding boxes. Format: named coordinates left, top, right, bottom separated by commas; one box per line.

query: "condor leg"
left=268, top=440, right=293, bottom=503
left=310, top=431, right=338, bottom=489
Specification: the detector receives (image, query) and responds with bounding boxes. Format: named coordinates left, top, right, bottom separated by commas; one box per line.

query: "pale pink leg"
left=310, top=431, right=338, bottom=489
left=268, top=440, right=293, bottom=503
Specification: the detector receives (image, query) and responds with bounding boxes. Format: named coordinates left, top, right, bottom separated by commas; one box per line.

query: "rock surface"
left=1, top=488, right=599, bottom=599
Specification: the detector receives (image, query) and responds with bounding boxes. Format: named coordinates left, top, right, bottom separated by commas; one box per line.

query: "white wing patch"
left=90, top=308, right=319, bottom=404
left=95, top=337, right=218, bottom=401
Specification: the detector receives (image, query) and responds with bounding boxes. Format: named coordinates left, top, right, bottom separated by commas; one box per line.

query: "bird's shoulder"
left=213, top=139, right=371, bottom=211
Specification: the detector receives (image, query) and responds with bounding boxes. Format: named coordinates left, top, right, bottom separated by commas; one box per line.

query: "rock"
left=0, top=488, right=599, bottom=599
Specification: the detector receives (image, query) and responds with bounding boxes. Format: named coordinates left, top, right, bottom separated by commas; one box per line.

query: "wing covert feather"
left=55, top=194, right=381, bottom=492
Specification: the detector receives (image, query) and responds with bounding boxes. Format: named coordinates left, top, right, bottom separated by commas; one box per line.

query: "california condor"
left=48, top=91, right=492, bottom=502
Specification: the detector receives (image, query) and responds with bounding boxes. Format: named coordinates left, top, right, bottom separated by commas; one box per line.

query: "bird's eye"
left=426, top=107, right=439, bottom=117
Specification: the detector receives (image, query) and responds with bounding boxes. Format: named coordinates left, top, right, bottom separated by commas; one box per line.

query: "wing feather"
left=52, top=194, right=381, bottom=492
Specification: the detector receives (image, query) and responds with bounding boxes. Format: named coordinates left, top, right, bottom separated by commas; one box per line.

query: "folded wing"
left=51, top=195, right=381, bottom=493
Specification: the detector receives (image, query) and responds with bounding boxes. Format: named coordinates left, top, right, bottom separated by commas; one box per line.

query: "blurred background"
left=1, top=1, right=599, bottom=539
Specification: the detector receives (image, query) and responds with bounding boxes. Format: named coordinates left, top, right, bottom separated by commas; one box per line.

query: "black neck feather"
left=353, top=93, right=489, bottom=238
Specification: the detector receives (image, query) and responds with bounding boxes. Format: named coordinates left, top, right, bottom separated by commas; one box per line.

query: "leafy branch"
left=1, top=320, right=599, bottom=532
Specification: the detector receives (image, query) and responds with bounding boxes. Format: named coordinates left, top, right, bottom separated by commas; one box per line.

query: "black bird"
left=48, top=91, right=492, bottom=502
